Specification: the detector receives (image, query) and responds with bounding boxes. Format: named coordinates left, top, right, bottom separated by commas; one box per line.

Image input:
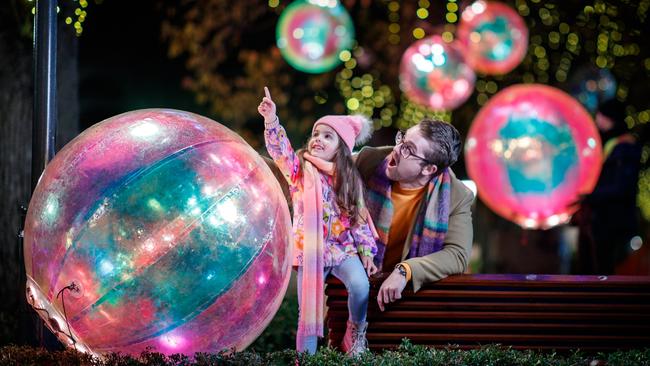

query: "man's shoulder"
left=357, top=146, right=393, bottom=159
left=355, top=146, right=393, bottom=181
left=448, top=169, right=475, bottom=209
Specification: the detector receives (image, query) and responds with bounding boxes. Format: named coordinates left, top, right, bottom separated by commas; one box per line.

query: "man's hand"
left=360, top=255, right=378, bottom=276
left=376, top=268, right=407, bottom=311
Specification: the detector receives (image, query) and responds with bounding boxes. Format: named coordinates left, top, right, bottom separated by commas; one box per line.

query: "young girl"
left=258, top=87, right=378, bottom=355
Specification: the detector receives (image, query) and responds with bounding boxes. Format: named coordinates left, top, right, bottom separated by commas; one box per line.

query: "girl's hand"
left=360, top=255, right=378, bottom=277
left=258, top=86, right=277, bottom=123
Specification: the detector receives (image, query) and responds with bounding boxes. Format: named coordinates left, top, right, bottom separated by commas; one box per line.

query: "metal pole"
left=28, top=0, right=59, bottom=348
left=32, top=0, right=58, bottom=191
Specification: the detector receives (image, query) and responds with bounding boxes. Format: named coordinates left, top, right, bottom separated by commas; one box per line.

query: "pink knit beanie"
left=312, top=115, right=373, bottom=152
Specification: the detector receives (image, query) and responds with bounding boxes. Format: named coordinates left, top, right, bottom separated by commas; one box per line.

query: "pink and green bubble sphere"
left=23, top=109, right=293, bottom=357
left=457, top=0, right=528, bottom=75
left=276, top=0, right=355, bottom=74
left=399, top=35, right=476, bottom=110
left=465, top=85, right=603, bottom=229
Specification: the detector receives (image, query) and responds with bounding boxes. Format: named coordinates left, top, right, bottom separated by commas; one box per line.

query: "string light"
left=387, top=1, right=400, bottom=45
left=31, top=0, right=98, bottom=36
left=412, top=27, right=425, bottom=39
left=412, top=0, right=429, bottom=40
left=445, top=0, right=458, bottom=24
left=396, top=98, right=451, bottom=130
left=416, top=8, right=428, bottom=20
left=335, top=48, right=397, bottom=130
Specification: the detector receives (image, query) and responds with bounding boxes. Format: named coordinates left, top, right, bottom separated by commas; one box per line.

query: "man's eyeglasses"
left=395, top=130, right=435, bottom=164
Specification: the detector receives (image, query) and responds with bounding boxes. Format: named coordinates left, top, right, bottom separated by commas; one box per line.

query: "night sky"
left=78, top=0, right=209, bottom=130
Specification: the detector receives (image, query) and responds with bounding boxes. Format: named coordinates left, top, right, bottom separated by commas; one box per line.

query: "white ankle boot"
left=341, top=320, right=368, bottom=356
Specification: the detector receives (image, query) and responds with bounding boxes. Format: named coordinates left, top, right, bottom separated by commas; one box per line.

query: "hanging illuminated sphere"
left=399, top=35, right=476, bottom=110
left=276, top=0, right=355, bottom=73
left=569, top=65, right=617, bottom=115
left=465, top=85, right=603, bottom=229
left=23, top=109, right=293, bottom=357
left=457, top=0, right=528, bottom=75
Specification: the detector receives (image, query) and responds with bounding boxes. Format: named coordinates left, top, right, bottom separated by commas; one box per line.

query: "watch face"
left=396, top=265, right=407, bottom=276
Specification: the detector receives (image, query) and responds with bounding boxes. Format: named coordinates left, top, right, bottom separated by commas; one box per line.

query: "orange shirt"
left=383, top=182, right=427, bottom=270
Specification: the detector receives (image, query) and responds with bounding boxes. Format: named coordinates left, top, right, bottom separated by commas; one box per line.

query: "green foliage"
left=0, top=344, right=99, bottom=366
left=2, top=341, right=649, bottom=366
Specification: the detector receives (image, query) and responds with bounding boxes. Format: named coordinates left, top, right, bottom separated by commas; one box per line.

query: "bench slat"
left=364, top=333, right=650, bottom=342
left=325, top=274, right=650, bottom=352
left=408, top=274, right=650, bottom=287
left=328, top=309, right=650, bottom=321
left=328, top=320, right=650, bottom=332
left=327, top=289, right=650, bottom=300
left=328, top=300, right=649, bottom=312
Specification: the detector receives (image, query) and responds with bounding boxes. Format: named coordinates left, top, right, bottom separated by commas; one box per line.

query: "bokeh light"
left=465, top=85, right=603, bottom=229
left=399, top=35, right=475, bottom=110
left=568, top=65, right=617, bottom=115
left=457, top=0, right=528, bottom=75
left=24, top=109, right=292, bottom=356
left=276, top=0, right=355, bottom=73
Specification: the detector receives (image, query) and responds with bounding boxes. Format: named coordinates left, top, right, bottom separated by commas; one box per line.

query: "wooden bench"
left=326, top=273, right=650, bottom=352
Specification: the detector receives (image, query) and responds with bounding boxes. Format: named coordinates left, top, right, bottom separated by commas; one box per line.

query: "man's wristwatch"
left=395, top=264, right=407, bottom=278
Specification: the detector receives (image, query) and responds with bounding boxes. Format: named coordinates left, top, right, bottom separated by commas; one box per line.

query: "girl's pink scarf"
left=296, top=153, right=329, bottom=351
left=296, top=153, right=378, bottom=351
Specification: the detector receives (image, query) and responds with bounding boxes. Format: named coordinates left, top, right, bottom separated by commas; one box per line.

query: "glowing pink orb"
left=458, top=0, right=528, bottom=75
left=465, top=85, right=603, bottom=229
left=24, top=109, right=292, bottom=356
left=399, top=35, right=475, bottom=110
left=276, top=0, right=355, bottom=73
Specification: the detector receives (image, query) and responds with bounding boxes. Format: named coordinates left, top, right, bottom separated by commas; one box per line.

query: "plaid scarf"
left=366, top=157, right=451, bottom=267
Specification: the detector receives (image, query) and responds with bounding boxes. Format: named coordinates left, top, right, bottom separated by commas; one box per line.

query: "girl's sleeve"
left=264, top=120, right=301, bottom=186
left=352, top=221, right=377, bottom=257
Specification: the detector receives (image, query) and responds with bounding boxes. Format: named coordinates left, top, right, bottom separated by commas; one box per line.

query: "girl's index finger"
left=264, top=86, right=271, bottom=99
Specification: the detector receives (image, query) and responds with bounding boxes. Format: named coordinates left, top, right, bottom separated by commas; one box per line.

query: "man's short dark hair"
left=417, top=119, right=462, bottom=171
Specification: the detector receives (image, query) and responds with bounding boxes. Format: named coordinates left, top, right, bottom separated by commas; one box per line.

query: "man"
left=575, top=98, right=642, bottom=274
left=355, top=119, right=474, bottom=311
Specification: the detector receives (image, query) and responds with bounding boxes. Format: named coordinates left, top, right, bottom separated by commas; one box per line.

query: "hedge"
left=2, top=340, right=649, bottom=366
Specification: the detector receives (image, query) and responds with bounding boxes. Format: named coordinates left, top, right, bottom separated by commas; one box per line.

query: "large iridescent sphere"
left=465, top=85, right=602, bottom=229
left=276, top=0, right=354, bottom=73
left=24, top=109, right=292, bottom=357
left=399, top=35, right=476, bottom=110
left=457, top=0, right=528, bottom=75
